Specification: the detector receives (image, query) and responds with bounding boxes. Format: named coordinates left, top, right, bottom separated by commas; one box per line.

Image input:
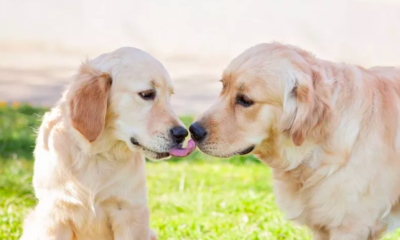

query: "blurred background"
left=2, top=0, right=400, bottom=239
left=1, top=0, right=400, bottom=115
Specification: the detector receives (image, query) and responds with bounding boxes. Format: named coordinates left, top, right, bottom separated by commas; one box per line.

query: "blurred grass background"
left=1, top=105, right=400, bottom=240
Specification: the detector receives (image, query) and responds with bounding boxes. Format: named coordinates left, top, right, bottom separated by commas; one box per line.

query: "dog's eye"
left=236, top=94, right=254, bottom=107
left=139, top=90, right=156, bottom=100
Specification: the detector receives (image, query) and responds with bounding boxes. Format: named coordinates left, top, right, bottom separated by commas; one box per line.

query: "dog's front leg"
left=20, top=209, right=73, bottom=240
left=108, top=203, right=156, bottom=240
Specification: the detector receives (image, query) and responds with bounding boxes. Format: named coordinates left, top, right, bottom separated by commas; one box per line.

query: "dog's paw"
left=149, top=229, right=158, bottom=240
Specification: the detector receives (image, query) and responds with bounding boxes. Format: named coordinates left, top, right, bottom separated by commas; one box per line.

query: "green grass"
left=1, top=105, right=400, bottom=239
left=147, top=161, right=308, bottom=240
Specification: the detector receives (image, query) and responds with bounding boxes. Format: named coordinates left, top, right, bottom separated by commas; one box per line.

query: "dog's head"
left=190, top=43, right=330, bottom=159
left=66, top=47, right=194, bottom=160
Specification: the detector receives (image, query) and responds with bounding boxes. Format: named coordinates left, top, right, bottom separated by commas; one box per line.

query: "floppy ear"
left=280, top=69, right=330, bottom=146
left=69, top=63, right=112, bottom=142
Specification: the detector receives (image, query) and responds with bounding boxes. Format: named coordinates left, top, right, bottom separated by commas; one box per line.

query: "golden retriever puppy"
left=189, top=43, right=400, bottom=239
left=20, top=47, right=195, bottom=240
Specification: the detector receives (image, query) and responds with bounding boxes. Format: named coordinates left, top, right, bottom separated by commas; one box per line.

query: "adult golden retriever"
left=189, top=43, right=400, bottom=239
left=20, top=47, right=194, bottom=240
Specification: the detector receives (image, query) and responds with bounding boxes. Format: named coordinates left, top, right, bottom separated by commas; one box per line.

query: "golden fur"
left=20, top=47, right=185, bottom=240
left=194, top=43, right=400, bottom=239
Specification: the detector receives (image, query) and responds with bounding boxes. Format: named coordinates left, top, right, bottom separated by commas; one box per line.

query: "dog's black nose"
left=189, top=122, right=207, bottom=142
left=170, top=126, right=188, bottom=144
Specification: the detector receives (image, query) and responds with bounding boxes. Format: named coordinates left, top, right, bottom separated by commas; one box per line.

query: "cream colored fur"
left=194, top=43, right=400, bottom=239
left=20, top=47, right=184, bottom=240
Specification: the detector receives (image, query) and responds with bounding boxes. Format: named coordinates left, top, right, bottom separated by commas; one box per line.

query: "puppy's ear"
left=280, top=69, right=330, bottom=146
left=69, top=62, right=112, bottom=142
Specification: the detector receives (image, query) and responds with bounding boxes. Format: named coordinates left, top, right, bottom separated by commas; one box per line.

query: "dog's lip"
left=153, top=152, right=170, bottom=159
left=195, top=143, right=254, bottom=158
left=130, top=137, right=170, bottom=158
left=238, top=145, right=255, bottom=155
left=130, top=137, right=140, bottom=146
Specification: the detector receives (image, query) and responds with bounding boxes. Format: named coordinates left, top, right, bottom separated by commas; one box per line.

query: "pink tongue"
left=169, top=139, right=196, bottom=157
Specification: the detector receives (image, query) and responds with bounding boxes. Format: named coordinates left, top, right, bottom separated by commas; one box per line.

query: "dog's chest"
left=72, top=155, right=143, bottom=197
left=273, top=155, right=400, bottom=229
left=68, top=156, right=146, bottom=238
left=75, top=155, right=120, bottom=188
left=71, top=205, right=114, bottom=240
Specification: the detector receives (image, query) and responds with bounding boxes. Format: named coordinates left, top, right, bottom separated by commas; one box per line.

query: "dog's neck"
left=254, top=127, right=330, bottom=188
left=53, top=102, right=138, bottom=162
left=254, top=131, right=317, bottom=170
left=70, top=127, right=135, bottom=161
left=253, top=79, right=348, bottom=189
left=254, top=60, right=390, bottom=188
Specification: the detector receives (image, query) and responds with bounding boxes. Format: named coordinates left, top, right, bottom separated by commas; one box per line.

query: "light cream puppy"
left=20, top=47, right=193, bottom=240
left=190, top=43, right=400, bottom=240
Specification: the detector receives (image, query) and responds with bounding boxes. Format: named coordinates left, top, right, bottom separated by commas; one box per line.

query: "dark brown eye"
left=139, top=90, right=156, bottom=100
left=236, top=94, right=254, bottom=107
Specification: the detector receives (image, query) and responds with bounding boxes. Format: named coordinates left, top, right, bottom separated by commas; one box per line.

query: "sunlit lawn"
left=1, top=105, right=400, bottom=239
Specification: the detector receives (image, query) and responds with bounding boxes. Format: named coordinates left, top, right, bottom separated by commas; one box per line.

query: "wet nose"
left=170, top=126, right=189, bottom=144
left=189, top=122, right=207, bottom=142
